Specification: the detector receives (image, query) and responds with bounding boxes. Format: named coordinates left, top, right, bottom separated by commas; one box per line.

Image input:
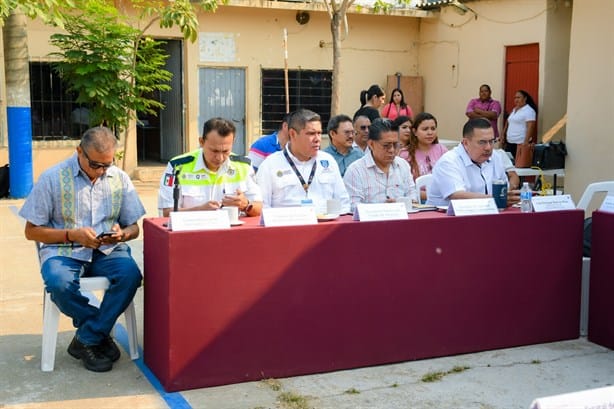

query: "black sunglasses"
left=80, top=145, right=114, bottom=170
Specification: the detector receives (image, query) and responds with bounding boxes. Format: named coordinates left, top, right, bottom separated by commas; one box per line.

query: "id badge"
left=300, top=198, right=313, bottom=206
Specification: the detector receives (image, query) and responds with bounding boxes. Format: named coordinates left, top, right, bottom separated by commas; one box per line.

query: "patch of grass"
left=422, top=365, right=471, bottom=382
left=449, top=365, right=471, bottom=373
left=344, top=387, right=360, bottom=394
left=262, top=378, right=282, bottom=391
left=421, top=371, right=446, bottom=382
left=277, top=391, right=310, bottom=409
left=531, top=359, right=541, bottom=364
left=391, top=382, right=399, bottom=388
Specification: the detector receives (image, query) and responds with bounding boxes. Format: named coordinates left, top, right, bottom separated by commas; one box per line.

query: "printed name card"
left=599, top=195, right=614, bottom=213
left=530, top=385, right=614, bottom=409
left=448, top=198, right=499, bottom=216
left=531, top=194, right=575, bottom=212
left=262, top=206, right=318, bottom=227
left=170, top=210, right=230, bottom=231
left=354, top=203, right=408, bottom=222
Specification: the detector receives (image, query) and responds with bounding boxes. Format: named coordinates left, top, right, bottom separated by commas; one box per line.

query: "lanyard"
left=472, top=161, right=488, bottom=194
left=283, top=148, right=317, bottom=196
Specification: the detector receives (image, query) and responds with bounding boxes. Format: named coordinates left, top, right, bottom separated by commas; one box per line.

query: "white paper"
left=530, top=385, right=614, bottom=409
left=599, top=195, right=614, bottom=213
left=531, top=194, right=575, bottom=212
left=170, top=210, right=230, bottom=231
left=262, top=206, right=318, bottom=227
left=355, top=203, right=408, bottom=222
left=449, top=198, right=499, bottom=216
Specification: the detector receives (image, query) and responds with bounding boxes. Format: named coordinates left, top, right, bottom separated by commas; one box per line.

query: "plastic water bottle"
left=520, top=182, right=532, bottom=213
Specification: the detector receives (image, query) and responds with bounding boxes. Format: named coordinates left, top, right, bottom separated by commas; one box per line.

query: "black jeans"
left=504, top=143, right=518, bottom=162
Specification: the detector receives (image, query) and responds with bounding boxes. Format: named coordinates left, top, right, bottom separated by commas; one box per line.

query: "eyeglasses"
left=377, top=141, right=401, bottom=151
left=341, top=130, right=356, bottom=136
left=475, top=138, right=496, bottom=147
left=359, top=125, right=369, bottom=131
left=80, top=145, right=114, bottom=170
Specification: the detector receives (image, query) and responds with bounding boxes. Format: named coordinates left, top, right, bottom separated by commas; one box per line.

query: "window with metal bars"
left=261, top=68, right=332, bottom=135
left=29, top=62, right=89, bottom=140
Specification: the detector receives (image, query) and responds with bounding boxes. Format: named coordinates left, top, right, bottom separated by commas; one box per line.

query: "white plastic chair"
left=415, top=174, right=433, bottom=204
left=576, top=181, right=614, bottom=211
left=38, top=243, right=139, bottom=371
left=575, top=181, right=614, bottom=337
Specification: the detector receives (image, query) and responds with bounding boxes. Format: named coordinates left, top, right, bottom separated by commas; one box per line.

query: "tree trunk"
left=4, top=12, right=31, bottom=107
left=330, top=11, right=342, bottom=117
left=3, top=11, right=33, bottom=197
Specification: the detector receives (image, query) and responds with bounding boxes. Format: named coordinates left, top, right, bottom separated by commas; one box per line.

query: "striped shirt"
left=343, top=150, right=418, bottom=213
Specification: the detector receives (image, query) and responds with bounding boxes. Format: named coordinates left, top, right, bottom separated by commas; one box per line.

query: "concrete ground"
left=1, top=180, right=613, bottom=409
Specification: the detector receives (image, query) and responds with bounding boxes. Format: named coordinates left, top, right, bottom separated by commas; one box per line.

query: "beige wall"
left=187, top=6, right=421, bottom=152
left=4, top=4, right=421, bottom=178
left=416, top=0, right=571, bottom=142
left=565, top=0, right=614, bottom=206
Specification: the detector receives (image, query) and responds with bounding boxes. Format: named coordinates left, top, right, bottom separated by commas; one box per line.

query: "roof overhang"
left=221, top=0, right=435, bottom=18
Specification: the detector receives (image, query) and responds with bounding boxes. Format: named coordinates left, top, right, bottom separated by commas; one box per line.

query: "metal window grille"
left=261, top=68, right=332, bottom=135
left=29, top=62, right=84, bottom=140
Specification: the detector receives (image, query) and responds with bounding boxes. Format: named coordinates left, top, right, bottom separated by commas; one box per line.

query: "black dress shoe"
left=67, top=336, right=112, bottom=372
left=99, top=335, right=121, bottom=362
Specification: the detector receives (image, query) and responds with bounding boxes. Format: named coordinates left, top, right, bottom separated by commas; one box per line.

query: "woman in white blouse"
left=502, top=89, right=538, bottom=159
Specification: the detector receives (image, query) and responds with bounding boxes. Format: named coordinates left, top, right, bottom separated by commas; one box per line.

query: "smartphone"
left=96, top=231, right=116, bottom=239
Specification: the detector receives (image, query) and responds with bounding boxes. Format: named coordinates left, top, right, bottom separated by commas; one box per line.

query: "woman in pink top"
left=393, top=115, right=413, bottom=163
left=408, top=112, right=448, bottom=201
left=382, top=88, right=413, bottom=121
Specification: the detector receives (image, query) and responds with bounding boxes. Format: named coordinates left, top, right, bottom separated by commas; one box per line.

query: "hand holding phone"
left=96, top=231, right=116, bottom=239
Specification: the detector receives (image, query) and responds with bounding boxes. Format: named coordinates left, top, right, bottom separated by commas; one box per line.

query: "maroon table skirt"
left=143, top=209, right=584, bottom=391
left=588, top=210, right=614, bottom=348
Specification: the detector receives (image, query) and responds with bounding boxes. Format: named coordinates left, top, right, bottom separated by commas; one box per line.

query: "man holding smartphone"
left=158, top=117, right=263, bottom=217
left=19, top=127, right=145, bottom=372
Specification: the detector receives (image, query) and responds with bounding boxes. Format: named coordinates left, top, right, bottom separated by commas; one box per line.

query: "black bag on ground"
left=0, top=164, right=9, bottom=198
left=532, top=141, right=567, bottom=169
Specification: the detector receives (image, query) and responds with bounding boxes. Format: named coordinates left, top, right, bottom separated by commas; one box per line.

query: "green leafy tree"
left=49, top=1, right=172, bottom=134
left=2, top=0, right=217, bottom=169
left=48, top=0, right=218, bottom=168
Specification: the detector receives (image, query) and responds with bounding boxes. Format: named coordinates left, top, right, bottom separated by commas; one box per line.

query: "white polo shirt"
left=426, top=144, right=508, bottom=206
left=256, top=146, right=351, bottom=214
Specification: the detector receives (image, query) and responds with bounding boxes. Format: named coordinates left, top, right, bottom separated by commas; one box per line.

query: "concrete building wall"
left=1, top=4, right=421, bottom=178
left=416, top=0, right=555, bottom=141
left=187, top=6, right=421, bottom=153
left=565, top=0, right=614, bottom=205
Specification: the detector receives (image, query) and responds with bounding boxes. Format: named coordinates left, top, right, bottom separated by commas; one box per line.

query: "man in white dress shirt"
left=427, top=118, right=518, bottom=206
left=256, top=109, right=350, bottom=214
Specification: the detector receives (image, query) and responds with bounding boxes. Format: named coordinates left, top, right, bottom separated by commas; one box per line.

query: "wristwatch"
left=244, top=199, right=253, bottom=214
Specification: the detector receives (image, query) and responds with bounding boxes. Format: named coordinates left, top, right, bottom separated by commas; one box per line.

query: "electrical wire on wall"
left=436, top=2, right=556, bottom=29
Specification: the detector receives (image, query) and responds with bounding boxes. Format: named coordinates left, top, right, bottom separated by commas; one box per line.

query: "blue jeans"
left=41, top=243, right=142, bottom=345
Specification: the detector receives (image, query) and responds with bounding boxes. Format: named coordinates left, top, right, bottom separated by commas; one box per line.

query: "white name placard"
left=599, top=195, right=614, bottom=213
left=170, top=210, right=230, bottom=231
left=531, top=194, right=575, bottom=212
left=530, top=385, right=614, bottom=409
left=262, top=206, right=318, bottom=227
left=449, top=198, right=499, bottom=216
left=354, top=203, right=408, bottom=222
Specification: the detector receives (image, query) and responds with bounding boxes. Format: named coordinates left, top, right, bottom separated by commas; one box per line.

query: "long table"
left=143, top=209, right=584, bottom=392
left=588, top=210, right=614, bottom=348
